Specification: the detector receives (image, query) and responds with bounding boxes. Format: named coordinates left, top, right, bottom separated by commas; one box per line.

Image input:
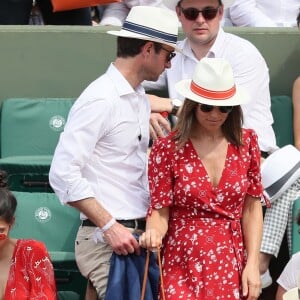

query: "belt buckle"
left=134, top=219, right=138, bottom=230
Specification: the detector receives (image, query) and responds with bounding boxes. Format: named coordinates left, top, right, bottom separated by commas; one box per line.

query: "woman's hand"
left=139, top=228, right=162, bottom=251
left=242, top=263, right=262, bottom=299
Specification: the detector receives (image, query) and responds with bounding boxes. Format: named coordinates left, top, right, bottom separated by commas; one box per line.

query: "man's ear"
left=142, top=41, right=155, bottom=58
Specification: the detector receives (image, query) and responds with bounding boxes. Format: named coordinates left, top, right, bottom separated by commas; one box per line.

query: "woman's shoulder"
left=242, top=128, right=258, bottom=142
left=152, top=132, right=177, bottom=150
left=16, top=239, right=48, bottom=253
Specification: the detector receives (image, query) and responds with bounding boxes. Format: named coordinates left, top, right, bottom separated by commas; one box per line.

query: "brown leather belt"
left=82, top=218, right=146, bottom=231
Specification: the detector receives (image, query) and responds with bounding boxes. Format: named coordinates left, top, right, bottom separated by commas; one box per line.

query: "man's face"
left=176, top=0, right=223, bottom=46
left=144, top=43, right=176, bottom=82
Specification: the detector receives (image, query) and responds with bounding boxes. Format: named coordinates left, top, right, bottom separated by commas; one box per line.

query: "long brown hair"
left=173, top=99, right=244, bottom=149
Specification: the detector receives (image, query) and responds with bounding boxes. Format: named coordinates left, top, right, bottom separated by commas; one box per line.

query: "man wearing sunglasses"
left=145, top=0, right=277, bottom=158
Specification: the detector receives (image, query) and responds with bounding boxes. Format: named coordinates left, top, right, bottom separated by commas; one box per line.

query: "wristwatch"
left=171, top=98, right=182, bottom=116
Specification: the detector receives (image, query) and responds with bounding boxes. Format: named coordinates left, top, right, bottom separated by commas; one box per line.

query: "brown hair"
left=173, top=99, right=243, bottom=149
left=117, top=37, right=163, bottom=58
left=0, top=170, right=17, bottom=224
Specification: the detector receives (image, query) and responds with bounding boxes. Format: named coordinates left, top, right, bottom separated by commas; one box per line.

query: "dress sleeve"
left=26, top=240, right=57, bottom=300
left=246, top=129, right=264, bottom=198
left=148, top=137, right=174, bottom=213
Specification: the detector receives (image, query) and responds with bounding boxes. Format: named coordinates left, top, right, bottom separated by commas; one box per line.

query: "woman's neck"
left=0, top=238, right=16, bottom=260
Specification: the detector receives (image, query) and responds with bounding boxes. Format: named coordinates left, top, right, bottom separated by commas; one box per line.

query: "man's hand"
left=150, top=112, right=171, bottom=140
left=103, top=222, right=141, bottom=256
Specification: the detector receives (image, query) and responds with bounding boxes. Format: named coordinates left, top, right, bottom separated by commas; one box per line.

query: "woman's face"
left=0, top=218, right=12, bottom=244
left=194, top=104, right=230, bottom=132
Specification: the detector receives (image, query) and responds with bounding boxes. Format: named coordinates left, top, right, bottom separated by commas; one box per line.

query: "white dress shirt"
left=100, top=0, right=169, bottom=26
left=229, top=0, right=299, bottom=27
left=144, top=28, right=278, bottom=153
left=49, top=64, right=150, bottom=220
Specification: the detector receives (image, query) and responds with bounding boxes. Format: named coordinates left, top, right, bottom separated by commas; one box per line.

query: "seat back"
left=271, top=95, right=294, bottom=148
left=10, top=191, right=80, bottom=259
left=291, top=197, right=300, bottom=255
left=0, top=98, right=75, bottom=158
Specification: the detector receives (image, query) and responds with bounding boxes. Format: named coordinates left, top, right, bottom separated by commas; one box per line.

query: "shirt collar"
left=107, top=63, right=145, bottom=97
left=180, top=28, right=225, bottom=59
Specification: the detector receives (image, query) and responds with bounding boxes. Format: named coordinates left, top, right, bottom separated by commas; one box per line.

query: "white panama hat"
left=163, top=0, right=236, bottom=11
left=282, top=287, right=299, bottom=300
left=261, top=145, right=300, bottom=203
left=107, top=6, right=181, bottom=52
left=175, top=57, right=249, bottom=106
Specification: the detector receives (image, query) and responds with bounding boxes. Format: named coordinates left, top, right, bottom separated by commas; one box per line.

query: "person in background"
left=258, top=11, right=300, bottom=288
left=275, top=212, right=300, bottom=300
left=293, top=75, right=300, bottom=150
left=99, top=0, right=173, bottom=26
left=229, top=0, right=299, bottom=27
left=0, top=170, right=57, bottom=300
left=275, top=252, right=300, bottom=299
left=145, top=0, right=278, bottom=156
left=293, top=8, right=300, bottom=151
left=140, top=58, right=263, bottom=299
left=0, top=0, right=92, bottom=25
left=49, top=6, right=180, bottom=300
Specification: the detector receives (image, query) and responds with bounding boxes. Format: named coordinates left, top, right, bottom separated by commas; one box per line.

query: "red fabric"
left=148, top=129, right=263, bottom=300
left=51, top=0, right=121, bottom=12
left=5, top=239, right=57, bottom=300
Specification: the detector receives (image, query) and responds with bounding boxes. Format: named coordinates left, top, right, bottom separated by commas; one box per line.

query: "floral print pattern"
left=148, top=129, right=263, bottom=300
left=5, top=239, right=57, bottom=300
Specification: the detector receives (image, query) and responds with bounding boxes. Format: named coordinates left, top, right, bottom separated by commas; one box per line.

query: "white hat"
left=175, top=58, right=248, bottom=106
left=282, top=287, right=299, bottom=300
left=107, top=6, right=181, bottom=52
left=261, top=145, right=300, bottom=203
left=163, top=0, right=236, bottom=10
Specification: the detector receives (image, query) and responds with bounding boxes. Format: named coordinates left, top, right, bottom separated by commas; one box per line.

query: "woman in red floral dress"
left=140, top=58, right=263, bottom=299
left=0, top=170, right=57, bottom=300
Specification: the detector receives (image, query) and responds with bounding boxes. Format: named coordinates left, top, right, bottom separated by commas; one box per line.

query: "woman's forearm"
left=242, top=196, right=263, bottom=264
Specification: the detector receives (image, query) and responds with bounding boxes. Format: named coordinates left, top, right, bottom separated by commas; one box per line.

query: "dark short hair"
left=297, top=9, right=300, bottom=28
left=116, top=37, right=162, bottom=58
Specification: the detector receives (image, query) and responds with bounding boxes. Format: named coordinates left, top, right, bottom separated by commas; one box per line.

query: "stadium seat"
left=0, top=98, right=75, bottom=192
left=291, top=197, right=300, bottom=255
left=271, top=95, right=294, bottom=148
left=10, top=191, right=86, bottom=297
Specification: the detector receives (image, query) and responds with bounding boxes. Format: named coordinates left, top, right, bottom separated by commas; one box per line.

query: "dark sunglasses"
left=179, top=5, right=220, bottom=21
left=199, top=104, right=233, bottom=114
left=161, top=46, right=176, bottom=62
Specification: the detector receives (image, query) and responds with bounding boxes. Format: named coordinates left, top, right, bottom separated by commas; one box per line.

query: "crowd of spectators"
left=1, top=1, right=299, bottom=27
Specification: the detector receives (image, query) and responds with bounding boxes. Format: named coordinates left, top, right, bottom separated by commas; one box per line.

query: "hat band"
left=122, top=21, right=177, bottom=44
left=265, top=161, right=300, bottom=198
left=191, top=81, right=236, bottom=100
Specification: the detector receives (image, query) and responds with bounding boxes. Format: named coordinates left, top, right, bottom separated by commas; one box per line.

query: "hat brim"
left=263, top=170, right=300, bottom=203
left=282, top=287, right=299, bottom=300
left=175, top=79, right=249, bottom=106
left=261, top=145, right=300, bottom=203
left=107, top=30, right=182, bottom=53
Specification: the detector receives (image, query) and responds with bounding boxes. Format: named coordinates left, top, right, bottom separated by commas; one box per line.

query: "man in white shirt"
left=229, top=0, right=299, bottom=27
left=146, top=0, right=278, bottom=155
left=49, top=6, right=179, bottom=300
